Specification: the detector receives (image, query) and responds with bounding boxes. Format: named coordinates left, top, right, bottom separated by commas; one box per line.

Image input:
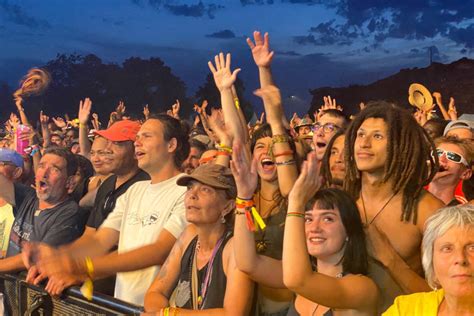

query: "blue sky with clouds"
left=1, top=0, right=473, bottom=113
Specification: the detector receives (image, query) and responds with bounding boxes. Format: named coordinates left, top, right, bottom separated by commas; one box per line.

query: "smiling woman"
left=383, top=204, right=474, bottom=315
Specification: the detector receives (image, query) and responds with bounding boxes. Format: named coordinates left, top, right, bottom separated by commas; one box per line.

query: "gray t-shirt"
left=6, top=184, right=84, bottom=257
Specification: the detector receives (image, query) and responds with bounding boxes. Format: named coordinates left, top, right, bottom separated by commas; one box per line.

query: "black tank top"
left=173, top=231, right=232, bottom=309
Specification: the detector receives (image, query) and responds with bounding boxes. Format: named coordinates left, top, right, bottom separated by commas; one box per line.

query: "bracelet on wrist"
left=275, top=159, right=296, bottom=166
left=287, top=211, right=305, bottom=218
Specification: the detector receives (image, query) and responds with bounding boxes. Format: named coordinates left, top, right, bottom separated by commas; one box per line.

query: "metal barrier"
left=0, top=273, right=144, bottom=315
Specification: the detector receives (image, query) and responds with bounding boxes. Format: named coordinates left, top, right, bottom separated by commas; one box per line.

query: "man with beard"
left=0, top=147, right=83, bottom=272
left=428, top=137, right=473, bottom=205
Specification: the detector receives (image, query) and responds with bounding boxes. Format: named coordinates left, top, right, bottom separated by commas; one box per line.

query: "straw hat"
left=408, top=83, right=433, bottom=112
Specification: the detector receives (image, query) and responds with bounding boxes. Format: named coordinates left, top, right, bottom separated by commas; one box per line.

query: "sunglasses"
left=432, top=149, right=470, bottom=167
left=311, top=123, right=340, bottom=134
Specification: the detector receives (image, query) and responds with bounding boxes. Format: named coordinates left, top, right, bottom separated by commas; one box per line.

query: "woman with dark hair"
left=283, top=152, right=378, bottom=315
left=232, top=86, right=299, bottom=315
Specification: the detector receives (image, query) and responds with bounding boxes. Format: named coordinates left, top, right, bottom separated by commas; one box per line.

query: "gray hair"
left=422, top=204, right=474, bottom=289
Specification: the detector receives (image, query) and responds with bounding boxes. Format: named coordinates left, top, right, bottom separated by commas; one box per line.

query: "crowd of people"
left=0, top=31, right=473, bottom=315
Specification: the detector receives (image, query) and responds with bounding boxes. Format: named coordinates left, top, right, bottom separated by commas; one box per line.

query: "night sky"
left=1, top=0, right=473, bottom=114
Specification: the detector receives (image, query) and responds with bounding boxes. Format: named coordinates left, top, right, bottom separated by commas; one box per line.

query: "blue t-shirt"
left=6, top=184, right=84, bottom=257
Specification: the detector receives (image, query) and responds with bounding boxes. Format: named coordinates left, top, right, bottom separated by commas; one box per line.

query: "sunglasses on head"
left=311, top=123, right=340, bottom=134
left=432, top=149, right=470, bottom=167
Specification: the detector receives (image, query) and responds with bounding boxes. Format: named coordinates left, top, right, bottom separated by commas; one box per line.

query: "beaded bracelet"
left=272, top=134, right=291, bottom=144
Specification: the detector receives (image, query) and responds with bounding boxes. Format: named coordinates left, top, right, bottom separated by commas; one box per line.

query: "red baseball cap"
left=95, top=120, right=141, bottom=142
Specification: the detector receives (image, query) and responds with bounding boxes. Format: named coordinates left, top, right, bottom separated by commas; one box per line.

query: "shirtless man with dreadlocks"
left=344, top=101, right=444, bottom=312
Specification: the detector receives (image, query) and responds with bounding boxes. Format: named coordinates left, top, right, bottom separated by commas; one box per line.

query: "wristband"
left=216, top=143, right=232, bottom=153
left=287, top=212, right=305, bottom=218
left=273, top=150, right=294, bottom=158
left=275, top=159, right=296, bottom=166
left=234, top=97, right=240, bottom=110
left=272, top=134, right=291, bottom=144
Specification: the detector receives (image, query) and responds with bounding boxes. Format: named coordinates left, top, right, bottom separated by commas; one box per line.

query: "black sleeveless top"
left=254, top=196, right=287, bottom=260
left=173, top=231, right=232, bottom=309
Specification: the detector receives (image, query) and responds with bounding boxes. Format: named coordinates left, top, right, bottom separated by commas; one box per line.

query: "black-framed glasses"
left=432, top=149, right=469, bottom=167
left=311, top=123, right=340, bottom=134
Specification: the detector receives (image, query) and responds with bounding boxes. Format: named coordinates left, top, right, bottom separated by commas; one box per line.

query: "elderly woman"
left=383, top=204, right=474, bottom=315
left=144, top=163, right=253, bottom=315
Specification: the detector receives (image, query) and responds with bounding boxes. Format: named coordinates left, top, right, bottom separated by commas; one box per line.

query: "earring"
left=221, top=216, right=226, bottom=224
left=345, top=237, right=349, bottom=242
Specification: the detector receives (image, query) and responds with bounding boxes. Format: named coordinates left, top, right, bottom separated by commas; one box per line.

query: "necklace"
left=361, top=192, right=396, bottom=226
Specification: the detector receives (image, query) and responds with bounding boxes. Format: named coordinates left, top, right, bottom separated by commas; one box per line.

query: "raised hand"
left=448, top=97, right=458, bottom=120
left=290, top=113, right=300, bottom=129
left=256, top=112, right=265, bottom=125
left=208, top=108, right=232, bottom=145
left=171, top=100, right=180, bottom=119
left=413, top=109, right=427, bottom=126
left=208, top=52, right=241, bottom=92
left=247, top=31, right=274, bottom=68
left=116, top=101, right=126, bottom=117
left=91, top=113, right=100, bottom=130
left=143, top=104, right=150, bottom=120
left=39, top=111, right=49, bottom=126
left=193, top=115, right=200, bottom=127
left=230, top=140, right=258, bottom=199
left=288, top=151, right=321, bottom=206
left=78, top=98, right=92, bottom=125
left=52, top=117, right=66, bottom=129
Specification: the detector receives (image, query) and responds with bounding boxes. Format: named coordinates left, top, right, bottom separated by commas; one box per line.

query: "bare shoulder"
left=416, top=190, right=444, bottom=231
left=175, top=224, right=198, bottom=252
left=341, top=274, right=379, bottom=307
left=222, top=237, right=235, bottom=275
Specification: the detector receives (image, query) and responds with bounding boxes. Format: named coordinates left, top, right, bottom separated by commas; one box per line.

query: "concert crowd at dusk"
left=0, top=32, right=473, bottom=316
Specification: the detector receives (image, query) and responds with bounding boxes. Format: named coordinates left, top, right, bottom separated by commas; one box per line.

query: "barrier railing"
left=0, top=273, right=144, bottom=315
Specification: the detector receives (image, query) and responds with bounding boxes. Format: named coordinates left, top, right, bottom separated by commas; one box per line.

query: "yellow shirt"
left=0, top=203, right=15, bottom=258
left=383, top=289, right=444, bottom=316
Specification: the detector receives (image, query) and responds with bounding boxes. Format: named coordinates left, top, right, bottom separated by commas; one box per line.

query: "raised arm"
left=247, top=31, right=274, bottom=88
left=78, top=98, right=92, bottom=158
left=283, top=153, right=378, bottom=309
left=254, top=85, right=298, bottom=197
left=207, top=109, right=232, bottom=167
left=230, top=140, right=285, bottom=288
left=208, top=53, right=246, bottom=144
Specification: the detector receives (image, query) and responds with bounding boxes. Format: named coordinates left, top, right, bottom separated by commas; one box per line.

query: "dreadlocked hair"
left=344, top=101, right=438, bottom=224
left=13, top=68, right=51, bottom=101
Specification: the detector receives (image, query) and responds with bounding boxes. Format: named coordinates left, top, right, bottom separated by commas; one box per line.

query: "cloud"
left=206, top=29, right=236, bottom=39
left=278, top=50, right=301, bottom=56
left=131, top=0, right=224, bottom=19
left=0, top=0, right=50, bottom=29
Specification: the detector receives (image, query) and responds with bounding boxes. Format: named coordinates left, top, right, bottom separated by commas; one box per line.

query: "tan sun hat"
left=408, top=83, right=433, bottom=112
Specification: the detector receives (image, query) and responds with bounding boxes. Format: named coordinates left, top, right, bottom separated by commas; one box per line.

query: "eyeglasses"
left=311, top=123, right=340, bottom=134
left=432, top=149, right=470, bottom=167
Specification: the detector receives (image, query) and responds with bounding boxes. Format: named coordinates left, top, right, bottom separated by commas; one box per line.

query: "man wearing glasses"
left=428, top=137, right=473, bottom=205
left=312, top=109, right=348, bottom=160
